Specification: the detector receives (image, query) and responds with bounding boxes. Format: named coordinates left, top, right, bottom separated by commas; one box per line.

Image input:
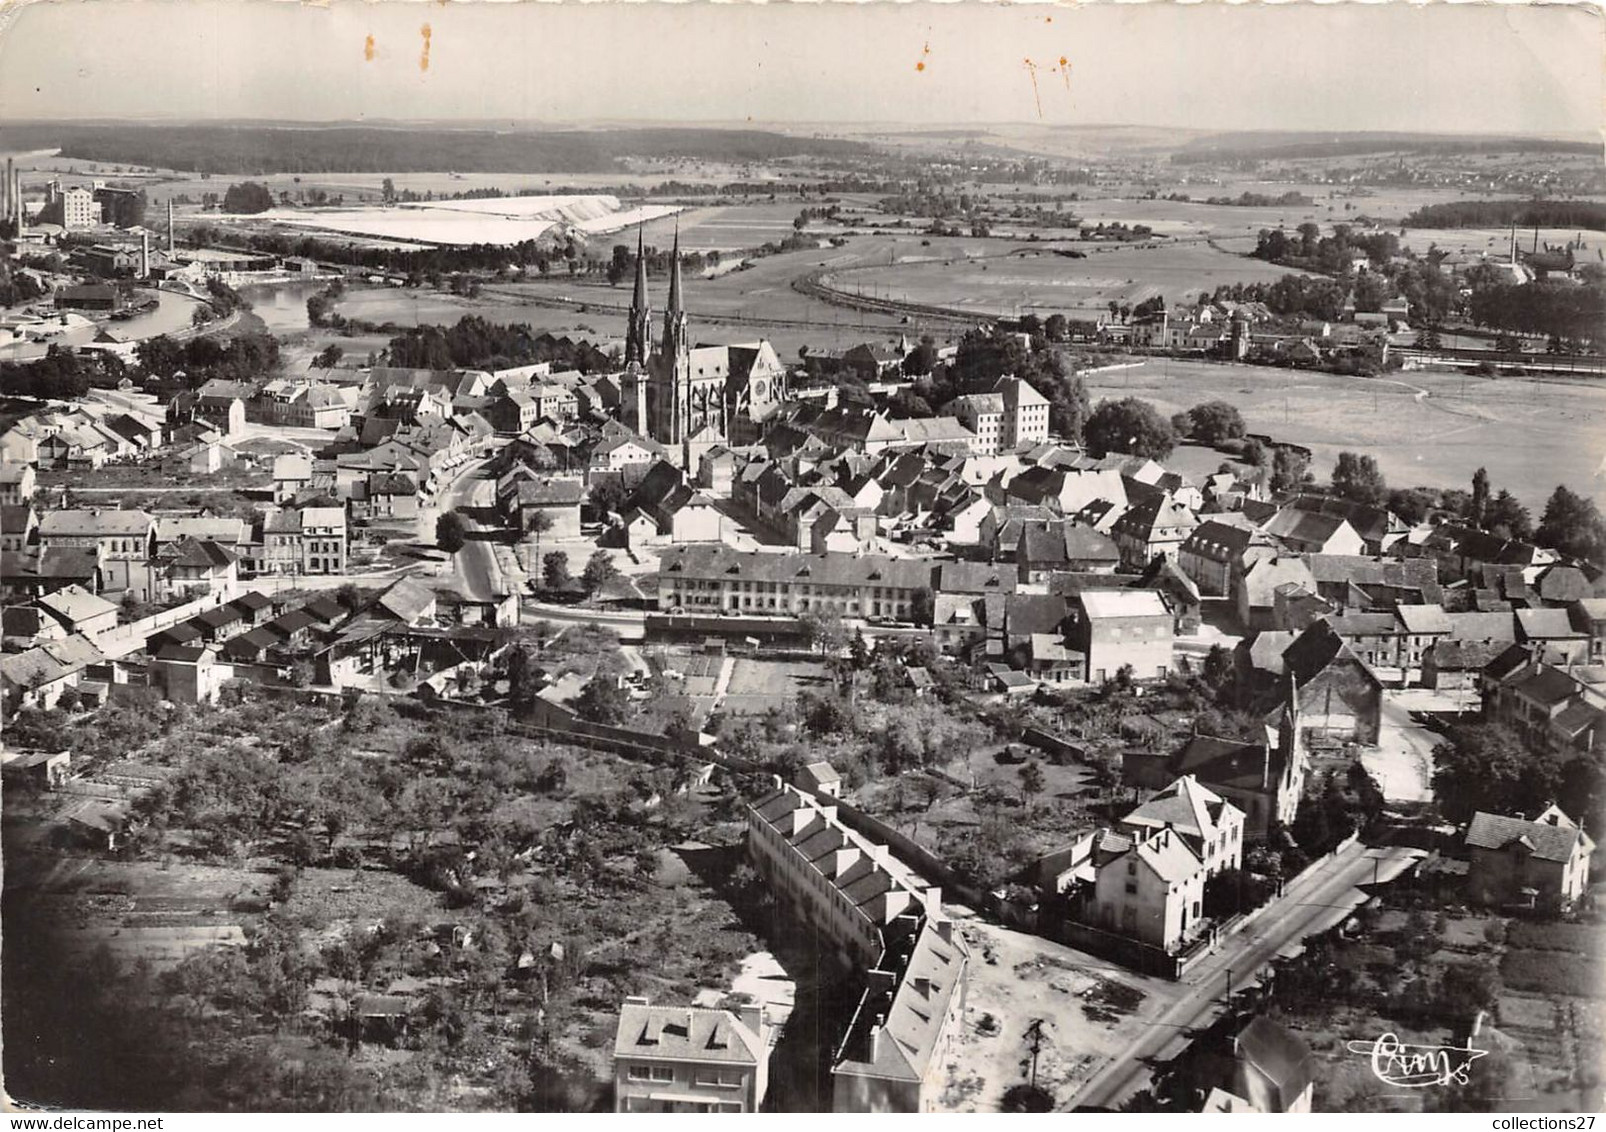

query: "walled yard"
left=935, top=917, right=1181, bottom=1113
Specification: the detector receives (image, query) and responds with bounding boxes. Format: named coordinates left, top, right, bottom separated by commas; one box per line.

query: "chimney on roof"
left=869, top=1015, right=886, bottom=1062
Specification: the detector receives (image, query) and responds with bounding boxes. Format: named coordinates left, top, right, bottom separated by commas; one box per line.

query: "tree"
left=1386, top=487, right=1437, bottom=525
left=1270, top=446, right=1311, bottom=494
left=573, top=675, right=629, bottom=725
left=1047, top=372, right=1092, bottom=442
left=312, top=344, right=344, bottom=369
left=525, top=507, right=554, bottom=566
left=1187, top=401, right=1247, bottom=446
left=1240, top=438, right=1267, bottom=467
left=1044, top=313, right=1068, bottom=342
left=1431, top=723, right=1563, bottom=823
left=1484, top=490, right=1534, bottom=541
left=798, top=610, right=847, bottom=655
left=1083, top=397, right=1177, bottom=460
left=1018, top=760, right=1046, bottom=808
left=1536, top=484, right=1606, bottom=565
left=435, top=510, right=468, bottom=554
left=1330, top=451, right=1387, bottom=506
left=901, top=337, right=938, bottom=378
left=221, top=182, right=274, bottom=214
left=579, top=549, right=618, bottom=595
left=909, top=587, right=935, bottom=627
left=542, top=550, right=571, bottom=592
left=1469, top=467, right=1490, bottom=527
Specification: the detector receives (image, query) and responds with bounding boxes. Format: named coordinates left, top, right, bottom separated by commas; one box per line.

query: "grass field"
left=833, top=241, right=1304, bottom=315
left=1083, top=359, right=1606, bottom=511
left=719, top=656, right=832, bottom=716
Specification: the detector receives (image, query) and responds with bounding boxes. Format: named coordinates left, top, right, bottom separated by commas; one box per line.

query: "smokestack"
left=167, top=199, right=174, bottom=253
left=141, top=231, right=149, bottom=279
left=3, top=158, right=11, bottom=226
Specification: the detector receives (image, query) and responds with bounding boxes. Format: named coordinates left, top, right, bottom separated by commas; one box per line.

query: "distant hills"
left=1172, top=130, right=1600, bottom=162
left=0, top=122, right=872, bottom=175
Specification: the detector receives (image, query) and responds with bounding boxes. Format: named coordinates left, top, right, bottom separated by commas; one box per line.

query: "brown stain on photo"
left=1022, top=57, right=1043, bottom=118
left=915, top=39, right=930, bottom=73
left=363, top=34, right=375, bottom=62
left=419, top=23, right=432, bottom=73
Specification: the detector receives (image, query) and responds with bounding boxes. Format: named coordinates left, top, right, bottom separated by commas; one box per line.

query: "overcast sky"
left=0, top=0, right=1600, bottom=136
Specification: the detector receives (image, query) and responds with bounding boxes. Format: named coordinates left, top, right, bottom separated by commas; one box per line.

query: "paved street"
left=1366, top=695, right=1439, bottom=803
left=431, top=458, right=505, bottom=602
left=1067, top=839, right=1426, bottom=1111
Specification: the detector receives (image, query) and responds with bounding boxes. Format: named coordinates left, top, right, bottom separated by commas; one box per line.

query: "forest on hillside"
left=0, top=123, right=872, bottom=174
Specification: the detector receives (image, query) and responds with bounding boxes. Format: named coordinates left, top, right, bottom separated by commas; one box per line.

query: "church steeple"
left=624, top=226, right=652, bottom=368
left=661, top=222, right=687, bottom=362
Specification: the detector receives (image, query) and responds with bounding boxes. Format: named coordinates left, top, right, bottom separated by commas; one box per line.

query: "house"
left=37, top=509, right=154, bottom=561
left=1089, top=825, right=1207, bottom=953
left=1262, top=508, right=1365, bottom=556
left=262, top=507, right=347, bottom=575
left=1120, top=775, right=1245, bottom=878
left=0, top=748, right=72, bottom=791
left=1516, top=607, right=1589, bottom=665
left=1236, top=556, right=1318, bottom=632
left=1281, top=621, right=1384, bottom=746
left=797, top=760, right=842, bottom=797
left=0, top=634, right=103, bottom=716
left=1571, top=597, right=1606, bottom=662
left=151, top=643, right=230, bottom=705
left=1017, top=523, right=1120, bottom=583
left=1, top=503, right=37, bottom=553
left=1202, top=1018, right=1316, bottom=1113
left=1464, top=804, right=1594, bottom=912
left=1068, top=589, right=1174, bottom=685
left=1423, top=639, right=1510, bottom=693
left=1109, top=493, right=1199, bottom=569
left=612, top=997, right=770, bottom=1113
left=1178, top=519, right=1276, bottom=598
left=160, top=538, right=238, bottom=597
left=35, top=584, right=119, bottom=637
left=1280, top=495, right=1408, bottom=555
left=0, top=460, right=36, bottom=506
left=505, top=478, right=584, bottom=541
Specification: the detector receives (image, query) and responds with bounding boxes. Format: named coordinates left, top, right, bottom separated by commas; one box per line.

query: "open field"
left=832, top=241, right=1305, bottom=315
left=1083, top=359, right=1606, bottom=511
left=719, top=656, right=833, bottom=716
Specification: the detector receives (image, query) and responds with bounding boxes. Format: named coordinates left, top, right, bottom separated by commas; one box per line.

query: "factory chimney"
left=141, top=231, right=150, bottom=279
left=3, top=158, right=12, bottom=227
left=167, top=199, right=175, bottom=253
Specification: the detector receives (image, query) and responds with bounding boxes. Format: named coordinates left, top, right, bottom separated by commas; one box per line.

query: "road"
left=1068, top=839, right=1426, bottom=1111
left=1366, top=695, right=1439, bottom=803
left=435, top=458, right=505, bottom=602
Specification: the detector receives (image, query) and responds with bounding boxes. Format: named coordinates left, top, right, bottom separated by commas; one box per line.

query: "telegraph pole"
left=1025, top=1018, right=1045, bottom=1088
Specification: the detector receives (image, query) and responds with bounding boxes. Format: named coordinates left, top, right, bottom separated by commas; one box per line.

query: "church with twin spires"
left=619, top=227, right=787, bottom=469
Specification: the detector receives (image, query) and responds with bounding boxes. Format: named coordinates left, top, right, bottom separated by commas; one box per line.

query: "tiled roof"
left=613, top=1002, right=763, bottom=1066
left=1465, top=809, right=1592, bottom=863
left=659, top=546, right=932, bottom=592
left=39, top=509, right=153, bottom=537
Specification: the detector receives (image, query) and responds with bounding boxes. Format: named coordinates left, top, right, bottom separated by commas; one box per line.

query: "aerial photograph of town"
left=0, top=0, right=1601, bottom=1118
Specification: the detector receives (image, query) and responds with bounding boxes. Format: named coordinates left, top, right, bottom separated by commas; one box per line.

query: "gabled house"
left=1110, top=493, right=1199, bottom=570
left=1119, top=775, right=1246, bottom=878
left=612, top=997, right=770, bottom=1113
left=1464, top=804, right=1594, bottom=913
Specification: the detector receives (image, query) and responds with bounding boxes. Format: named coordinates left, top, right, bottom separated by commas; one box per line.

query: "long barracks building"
left=655, top=545, right=932, bottom=620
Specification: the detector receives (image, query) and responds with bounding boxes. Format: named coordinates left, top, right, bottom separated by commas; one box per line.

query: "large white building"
left=950, top=376, right=1051, bottom=455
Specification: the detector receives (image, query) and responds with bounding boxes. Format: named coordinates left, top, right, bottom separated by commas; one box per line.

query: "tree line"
left=1403, top=199, right=1606, bottom=233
